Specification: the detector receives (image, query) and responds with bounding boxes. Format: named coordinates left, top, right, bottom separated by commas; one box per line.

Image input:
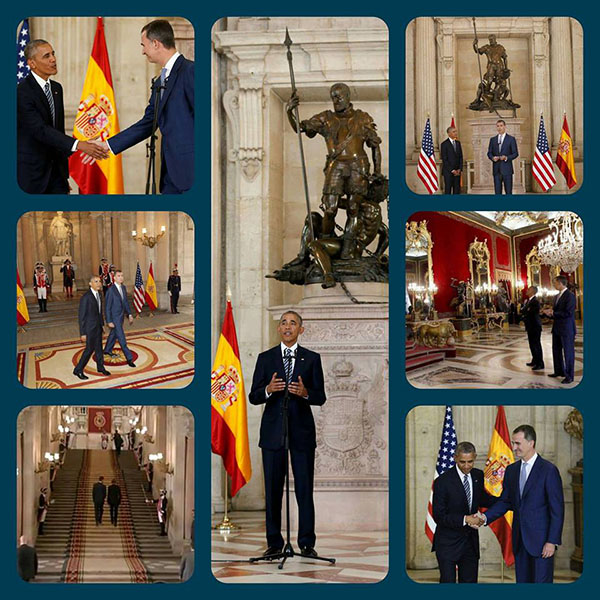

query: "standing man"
left=157, top=489, right=168, bottom=536
left=37, top=487, right=49, bottom=535
left=542, top=276, right=577, bottom=384
left=476, top=425, right=564, bottom=583
left=440, top=126, right=463, bottom=194
left=99, top=258, right=110, bottom=295
left=60, top=259, right=75, bottom=298
left=249, top=311, right=326, bottom=558
left=167, top=268, right=181, bottom=313
left=107, top=478, right=121, bottom=527
left=432, top=442, right=497, bottom=583
left=287, top=83, right=382, bottom=258
left=100, top=20, right=194, bottom=194
left=103, top=270, right=136, bottom=367
left=521, top=285, right=544, bottom=371
left=17, top=536, right=38, bottom=582
left=17, top=40, right=107, bottom=193
left=73, top=275, right=111, bottom=380
left=487, top=119, right=518, bottom=194
left=113, top=430, right=124, bottom=456
left=92, top=476, right=107, bottom=525
left=33, top=264, right=50, bottom=313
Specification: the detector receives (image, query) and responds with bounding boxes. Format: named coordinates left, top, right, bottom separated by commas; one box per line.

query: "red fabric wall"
left=407, top=212, right=512, bottom=314
left=88, top=407, right=112, bottom=434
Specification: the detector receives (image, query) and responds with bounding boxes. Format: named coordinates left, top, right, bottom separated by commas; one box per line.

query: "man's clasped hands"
left=465, top=512, right=486, bottom=528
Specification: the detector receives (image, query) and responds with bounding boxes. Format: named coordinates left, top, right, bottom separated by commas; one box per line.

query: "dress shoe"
left=300, top=546, right=318, bottom=558
left=526, top=361, right=535, bottom=366
left=561, top=377, right=574, bottom=384
left=531, top=365, right=545, bottom=371
left=262, top=546, right=283, bottom=559
left=73, top=370, right=89, bottom=380
left=127, top=361, right=136, bottom=368
left=548, top=373, right=563, bottom=378
left=98, top=369, right=111, bottom=376
left=104, top=351, right=117, bottom=357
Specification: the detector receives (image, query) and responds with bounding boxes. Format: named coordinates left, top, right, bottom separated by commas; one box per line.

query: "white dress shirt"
left=31, top=71, right=79, bottom=152
left=498, top=133, right=505, bottom=148
left=457, top=467, right=473, bottom=525
left=520, top=452, right=538, bottom=486
left=265, top=342, right=299, bottom=399
left=91, top=289, right=102, bottom=313
left=162, top=51, right=181, bottom=79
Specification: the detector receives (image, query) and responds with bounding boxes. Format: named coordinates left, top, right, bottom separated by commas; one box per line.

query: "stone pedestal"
left=468, top=117, right=525, bottom=194
left=269, top=282, right=389, bottom=532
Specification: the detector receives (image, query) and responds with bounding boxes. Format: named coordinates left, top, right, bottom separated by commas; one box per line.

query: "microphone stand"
left=248, top=352, right=335, bottom=570
left=145, top=76, right=164, bottom=195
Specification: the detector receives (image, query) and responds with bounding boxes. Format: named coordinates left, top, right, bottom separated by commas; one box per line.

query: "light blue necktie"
left=519, top=461, right=528, bottom=496
left=160, top=67, right=167, bottom=99
left=44, top=81, right=55, bottom=125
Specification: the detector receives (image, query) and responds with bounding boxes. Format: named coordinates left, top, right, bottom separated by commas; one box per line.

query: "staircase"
left=35, top=449, right=180, bottom=583
left=406, top=339, right=451, bottom=372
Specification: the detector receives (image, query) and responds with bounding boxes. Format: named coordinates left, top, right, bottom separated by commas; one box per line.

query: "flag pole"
left=213, top=470, right=240, bottom=533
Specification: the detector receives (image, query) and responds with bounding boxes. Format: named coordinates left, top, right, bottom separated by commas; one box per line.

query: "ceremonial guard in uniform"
left=37, top=487, right=49, bottom=535
left=60, top=258, right=75, bottom=297
left=33, top=263, right=51, bottom=312
left=156, top=489, right=168, bottom=536
left=167, top=268, right=181, bottom=313
left=99, top=258, right=111, bottom=295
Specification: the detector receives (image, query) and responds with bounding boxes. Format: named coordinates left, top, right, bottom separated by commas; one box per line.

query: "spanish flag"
left=482, top=406, right=515, bottom=567
left=17, top=269, right=29, bottom=325
left=69, top=17, right=124, bottom=194
left=211, top=300, right=252, bottom=496
left=556, top=114, right=577, bottom=189
left=145, top=262, right=158, bottom=311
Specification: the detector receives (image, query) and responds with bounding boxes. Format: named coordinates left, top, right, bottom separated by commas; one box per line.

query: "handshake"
left=76, top=140, right=111, bottom=165
left=465, top=512, right=486, bottom=528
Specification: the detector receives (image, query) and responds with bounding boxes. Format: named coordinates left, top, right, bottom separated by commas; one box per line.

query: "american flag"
left=532, top=115, right=556, bottom=192
left=17, top=18, right=30, bottom=84
left=417, top=118, right=439, bottom=194
left=425, top=405, right=458, bottom=543
left=133, top=262, right=145, bottom=314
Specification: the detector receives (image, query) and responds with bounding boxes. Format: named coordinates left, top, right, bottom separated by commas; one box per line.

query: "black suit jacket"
left=249, top=345, right=326, bottom=451
left=440, top=138, right=463, bottom=174
left=78, top=290, right=104, bottom=336
left=92, top=481, right=106, bottom=504
left=107, top=483, right=121, bottom=506
left=432, top=467, right=496, bottom=561
left=17, top=544, right=38, bottom=581
left=521, top=295, right=542, bottom=330
left=551, top=289, right=577, bottom=336
left=17, top=73, right=74, bottom=193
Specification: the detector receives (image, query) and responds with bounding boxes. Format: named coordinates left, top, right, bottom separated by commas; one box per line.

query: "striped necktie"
left=284, top=348, right=294, bottom=384
left=44, top=81, right=55, bottom=126
left=463, top=474, right=471, bottom=511
left=160, top=67, right=167, bottom=99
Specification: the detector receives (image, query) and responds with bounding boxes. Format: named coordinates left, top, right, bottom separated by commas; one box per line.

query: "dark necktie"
left=284, top=348, right=294, bottom=384
left=44, top=81, right=55, bottom=126
left=95, top=292, right=101, bottom=314
left=463, top=474, right=471, bottom=511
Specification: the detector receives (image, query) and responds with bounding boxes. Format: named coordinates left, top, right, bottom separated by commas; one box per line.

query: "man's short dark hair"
left=455, top=441, right=476, bottom=456
left=112, top=478, right=117, bottom=484
left=280, top=310, right=303, bottom=326
left=554, top=275, right=568, bottom=286
left=513, top=424, right=536, bottom=445
left=24, top=39, right=49, bottom=61
left=114, top=269, right=123, bottom=275
left=496, top=119, right=506, bottom=126
left=98, top=476, right=104, bottom=481
left=529, top=285, right=538, bottom=293
left=142, top=20, right=175, bottom=49
left=446, top=126, right=456, bottom=134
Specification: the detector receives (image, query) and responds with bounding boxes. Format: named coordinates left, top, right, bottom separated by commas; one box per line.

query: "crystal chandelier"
left=537, top=212, right=583, bottom=274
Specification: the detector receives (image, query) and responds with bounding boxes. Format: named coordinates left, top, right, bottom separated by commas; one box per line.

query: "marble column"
left=89, top=214, right=100, bottom=280
left=414, top=17, right=437, bottom=157
left=549, top=18, right=574, bottom=148
left=20, top=213, right=34, bottom=291
left=111, top=214, right=121, bottom=269
left=155, top=211, right=170, bottom=309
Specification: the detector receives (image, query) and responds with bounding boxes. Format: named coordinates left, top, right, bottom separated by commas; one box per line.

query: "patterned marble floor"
left=407, top=325, right=583, bottom=389
left=407, top=568, right=580, bottom=584
left=211, top=511, right=388, bottom=583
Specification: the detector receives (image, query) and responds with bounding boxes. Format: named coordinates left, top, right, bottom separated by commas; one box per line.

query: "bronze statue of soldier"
left=286, top=83, right=383, bottom=259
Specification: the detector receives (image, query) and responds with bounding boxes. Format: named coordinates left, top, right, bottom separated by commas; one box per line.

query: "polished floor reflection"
left=211, top=512, right=388, bottom=583
left=407, top=325, right=583, bottom=389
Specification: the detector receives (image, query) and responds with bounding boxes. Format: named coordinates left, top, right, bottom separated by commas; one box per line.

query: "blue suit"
left=550, top=289, right=577, bottom=381
left=487, top=133, right=518, bottom=194
left=484, top=455, right=564, bottom=583
left=108, top=54, right=194, bottom=194
left=104, top=284, right=133, bottom=361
